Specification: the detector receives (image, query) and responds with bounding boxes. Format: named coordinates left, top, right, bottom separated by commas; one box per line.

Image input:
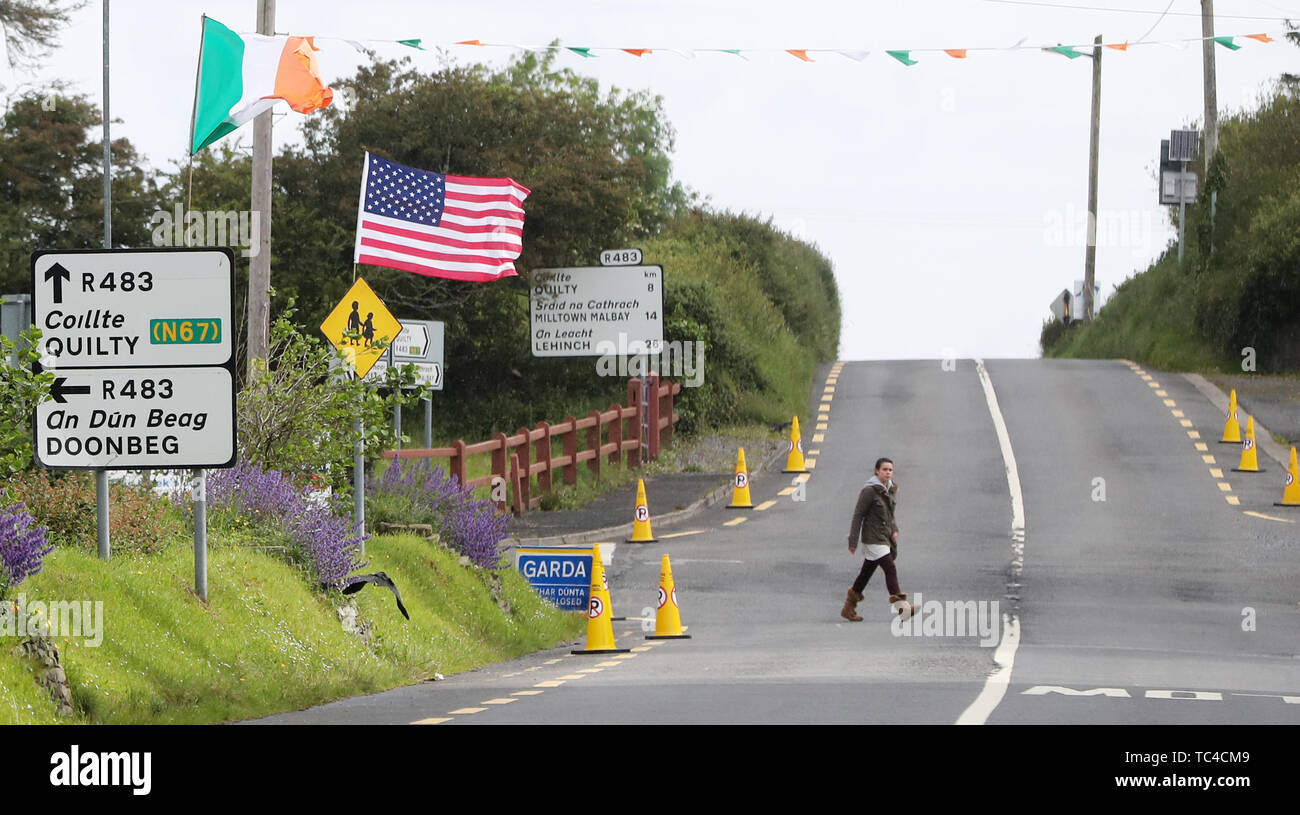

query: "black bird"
left=342, top=572, right=410, bottom=620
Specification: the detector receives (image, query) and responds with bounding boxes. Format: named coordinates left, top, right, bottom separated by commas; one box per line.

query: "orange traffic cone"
left=727, top=447, right=754, bottom=509
left=626, top=479, right=658, bottom=542
left=1275, top=447, right=1300, bottom=507
left=1220, top=389, right=1242, bottom=444
left=782, top=416, right=809, bottom=474
left=646, top=554, right=691, bottom=640
left=1232, top=415, right=1266, bottom=473
left=571, top=554, right=630, bottom=655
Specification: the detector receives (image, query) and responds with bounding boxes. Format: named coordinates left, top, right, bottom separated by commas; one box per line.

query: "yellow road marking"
left=1163, top=399, right=1176, bottom=406
left=816, top=422, right=827, bottom=430
left=544, top=659, right=562, bottom=665
left=1217, top=482, right=1232, bottom=492
left=1188, top=431, right=1201, bottom=439
left=512, top=690, right=544, bottom=696
left=613, top=653, right=638, bottom=659
left=1148, top=381, right=1161, bottom=388
left=795, top=473, right=811, bottom=483
left=412, top=717, right=452, bottom=725
left=1210, top=468, right=1223, bottom=478
left=1225, top=496, right=1240, bottom=505
left=596, top=660, right=622, bottom=667
left=1171, top=410, right=1184, bottom=417
left=777, top=487, right=796, bottom=496
left=482, top=698, right=517, bottom=705
left=807, top=449, right=820, bottom=455
left=755, top=500, right=777, bottom=511
left=523, top=666, right=540, bottom=672
left=1155, top=390, right=1168, bottom=397
left=660, top=529, right=705, bottom=539
left=1202, top=455, right=1216, bottom=464
left=1180, top=419, right=1194, bottom=427
left=576, top=668, right=603, bottom=674
left=1141, top=374, right=1152, bottom=381
left=812, top=433, right=825, bottom=442
left=723, top=517, right=748, bottom=527
left=448, top=707, right=487, bottom=715
left=820, top=395, right=833, bottom=402
left=1243, top=510, right=1295, bottom=523
left=557, top=674, right=588, bottom=680
left=534, top=680, right=565, bottom=687
left=824, top=386, right=835, bottom=393
left=806, top=458, right=817, bottom=469
left=1195, top=442, right=1208, bottom=451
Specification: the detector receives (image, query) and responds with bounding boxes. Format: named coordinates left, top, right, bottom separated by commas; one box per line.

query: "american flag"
left=353, top=152, right=529, bottom=282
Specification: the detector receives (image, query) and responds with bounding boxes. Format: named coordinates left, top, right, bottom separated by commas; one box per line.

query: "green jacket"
left=848, top=478, right=898, bottom=547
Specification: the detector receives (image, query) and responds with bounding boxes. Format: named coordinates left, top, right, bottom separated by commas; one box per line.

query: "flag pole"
left=97, top=0, right=112, bottom=561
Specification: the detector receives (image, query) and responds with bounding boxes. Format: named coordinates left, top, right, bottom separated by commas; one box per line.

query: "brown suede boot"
left=841, top=588, right=864, bottom=622
left=889, top=593, right=918, bottom=620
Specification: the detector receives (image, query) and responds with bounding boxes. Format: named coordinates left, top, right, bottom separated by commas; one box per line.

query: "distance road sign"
left=530, top=265, right=663, bottom=357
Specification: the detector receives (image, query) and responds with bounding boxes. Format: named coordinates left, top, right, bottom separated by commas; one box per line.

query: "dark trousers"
left=852, top=553, right=901, bottom=596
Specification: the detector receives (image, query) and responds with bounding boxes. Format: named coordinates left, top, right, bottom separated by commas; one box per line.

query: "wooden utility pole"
left=1084, top=34, right=1102, bottom=322
left=248, top=0, right=275, bottom=370
left=1202, top=0, right=1218, bottom=221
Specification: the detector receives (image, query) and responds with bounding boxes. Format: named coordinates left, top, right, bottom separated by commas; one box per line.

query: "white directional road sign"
left=30, top=248, right=236, bottom=469
left=36, top=368, right=236, bottom=469
left=364, top=319, right=444, bottom=390
left=530, top=265, right=663, bottom=357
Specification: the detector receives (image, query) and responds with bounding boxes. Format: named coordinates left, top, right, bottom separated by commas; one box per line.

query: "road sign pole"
left=1178, top=161, right=1187, bottom=262
left=193, top=469, right=207, bottom=602
left=394, top=401, right=402, bottom=450
left=424, top=398, right=432, bottom=449
left=353, top=410, right=365, bottom=556
left=97, top=0, right=112, bottom=561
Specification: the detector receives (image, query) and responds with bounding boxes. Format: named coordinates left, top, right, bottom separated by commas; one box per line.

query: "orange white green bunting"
left=190, top=16, right=333, bottom=154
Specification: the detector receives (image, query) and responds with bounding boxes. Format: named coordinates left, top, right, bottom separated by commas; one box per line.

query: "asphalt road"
left=253, top=359, right=1300, bottom=725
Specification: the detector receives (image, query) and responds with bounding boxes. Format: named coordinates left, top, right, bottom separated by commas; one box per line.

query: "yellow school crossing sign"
left=320, top=278, right=403, bottom=378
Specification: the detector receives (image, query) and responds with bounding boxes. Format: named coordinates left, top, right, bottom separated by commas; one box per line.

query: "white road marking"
left=957, top=359, right=1025, bottom=726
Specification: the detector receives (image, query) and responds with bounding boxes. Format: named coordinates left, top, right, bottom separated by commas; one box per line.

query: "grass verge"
left=0, top=532, right=584, bottom=724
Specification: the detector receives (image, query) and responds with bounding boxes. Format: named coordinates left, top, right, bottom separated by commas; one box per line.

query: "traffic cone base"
left=572, top=647, right=632, bottom=654
left=1231, top=467, right=1266, bottom=472
left=646, top=633, right=692, bottom=640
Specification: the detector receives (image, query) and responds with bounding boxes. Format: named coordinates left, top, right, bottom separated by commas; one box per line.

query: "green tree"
left=0, top=91, right=158, bottom=294
left=0, top=0, right=84, bottom=71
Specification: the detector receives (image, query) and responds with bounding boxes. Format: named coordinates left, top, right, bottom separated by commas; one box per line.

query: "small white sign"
left=600, top=248, right=643, bottom=266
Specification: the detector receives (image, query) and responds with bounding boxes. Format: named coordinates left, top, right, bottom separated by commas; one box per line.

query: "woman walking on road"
left=841, top=457, right=919, bottom=622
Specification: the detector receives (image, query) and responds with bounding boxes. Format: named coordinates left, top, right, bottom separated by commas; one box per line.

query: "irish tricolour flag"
left=190, top=16, right=334, bottom=154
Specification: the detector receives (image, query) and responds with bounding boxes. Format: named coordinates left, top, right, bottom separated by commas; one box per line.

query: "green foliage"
left=1, top=470, right=186, bottom=554
left=1053, top=84, right=1300, bottom=372
left=0, top=0, right=84, bottom=71
left=0, top=91, right=159, bottom=295
left=236, top=304, right=427, bottom=492
left=0, top=322, right=53, bottom=475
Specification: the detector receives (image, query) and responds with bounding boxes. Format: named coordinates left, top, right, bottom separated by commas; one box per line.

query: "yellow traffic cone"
left=1275, top=447, right=1300, bottom=507
left=728, top=447, right=754, bottom=509
left=1232, top=415, right=1266, bottom=473
left=1220, top=389, right=1242, bottom=444
left=782, top=416, right=809, bottom=474
left=646, top=554, right=691, bottom=639
left=626, top=479, right=658, bottom=542
left=572, top=554, right=630, bottom=655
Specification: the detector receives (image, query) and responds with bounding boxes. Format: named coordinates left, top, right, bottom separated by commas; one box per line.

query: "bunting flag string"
left=263, top=29, right=1281, bottom=67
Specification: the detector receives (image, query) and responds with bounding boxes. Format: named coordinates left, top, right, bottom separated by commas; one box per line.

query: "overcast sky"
left=7, top=0, right=1300, bottom=360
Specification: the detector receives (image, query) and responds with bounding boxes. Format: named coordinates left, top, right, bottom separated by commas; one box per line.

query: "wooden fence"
left=383, top=375, right=682, bottom=514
